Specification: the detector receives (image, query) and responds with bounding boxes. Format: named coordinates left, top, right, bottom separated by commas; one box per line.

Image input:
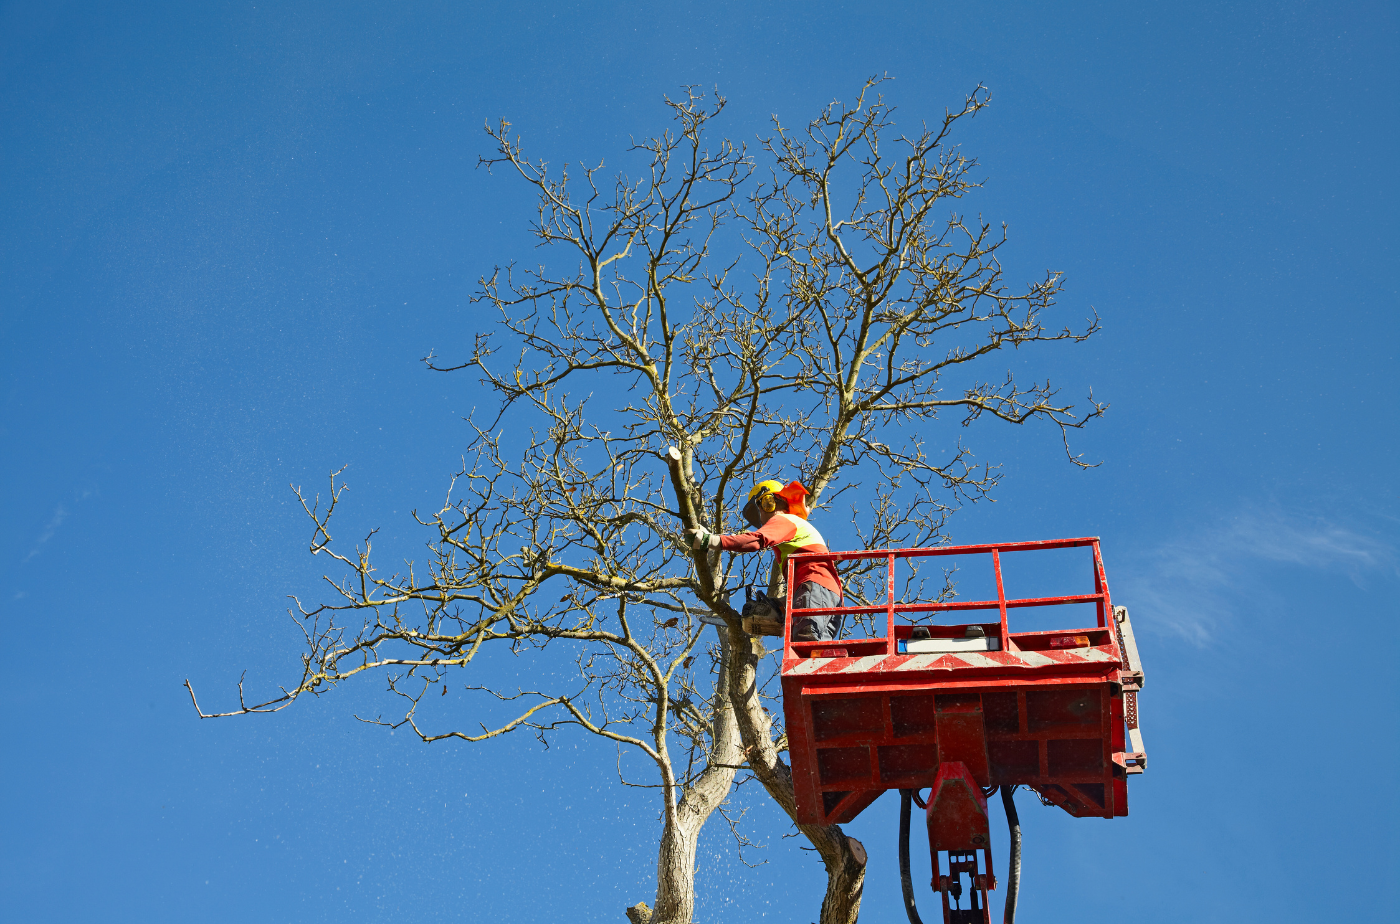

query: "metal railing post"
left=992, top=547, right=1009, bottom=648
left=887, top=553, right=897, bottom=655
left=784, top=555, right=796, bottom=661
left=1091, top=540, right=1109, bottom=627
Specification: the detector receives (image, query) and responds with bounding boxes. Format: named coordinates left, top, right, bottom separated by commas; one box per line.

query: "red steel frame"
left=779, top=537, right=1141, bottom=827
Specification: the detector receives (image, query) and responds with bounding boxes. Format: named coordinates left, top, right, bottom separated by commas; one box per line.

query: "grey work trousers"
left=791, top=581, right=844, bottom=642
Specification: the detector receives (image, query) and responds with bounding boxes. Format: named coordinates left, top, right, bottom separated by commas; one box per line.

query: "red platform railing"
left=781, top=537, right=1112, bottom=661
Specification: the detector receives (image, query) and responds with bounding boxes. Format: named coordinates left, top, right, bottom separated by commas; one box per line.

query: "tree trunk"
left=672, top=447, right=866, bottom=920
left=647, top=632, right=744, bottom=924
left=651, top=817, right=701, bottom=924
left=724, top=625, right=867, bottom=923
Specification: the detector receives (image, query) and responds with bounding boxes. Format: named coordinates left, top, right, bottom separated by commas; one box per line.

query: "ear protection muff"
left=756, top=491, right=778, bottom=514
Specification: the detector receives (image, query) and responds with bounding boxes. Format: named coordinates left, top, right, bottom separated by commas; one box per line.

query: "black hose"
left=1001, top=785, right=1021, bottom=924
left=898, top=790, right=925, bottom=924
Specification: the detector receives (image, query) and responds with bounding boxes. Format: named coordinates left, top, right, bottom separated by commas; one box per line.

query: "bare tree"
left=186, top=78, right=1104, bottom=924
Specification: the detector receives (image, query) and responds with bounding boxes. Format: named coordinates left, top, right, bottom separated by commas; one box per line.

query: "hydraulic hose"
left=898, top=790, right=925, bottom=924
left=1001, top=785, right=1021, bottom=924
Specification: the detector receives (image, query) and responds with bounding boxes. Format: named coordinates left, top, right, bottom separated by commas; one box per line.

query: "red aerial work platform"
left=778, top=537, right=1147, bottom=923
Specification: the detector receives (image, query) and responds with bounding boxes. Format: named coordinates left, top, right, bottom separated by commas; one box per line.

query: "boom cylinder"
left=926, top=763, right=994, bottom=924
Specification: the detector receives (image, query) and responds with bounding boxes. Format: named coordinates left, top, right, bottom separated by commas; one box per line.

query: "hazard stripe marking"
left=953, top=652, right=1002, bottom=669
left=785, top=645, right=1120, bottom=674
left=843, top=655, right=891, bottom=673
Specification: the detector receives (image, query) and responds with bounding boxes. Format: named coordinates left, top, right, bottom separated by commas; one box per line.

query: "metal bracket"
left=1113, top=750, right=1147, bottom=775
left=1114, top=606, right=1148, bottom=772
left=1114, top=606, right=1145, bottom=683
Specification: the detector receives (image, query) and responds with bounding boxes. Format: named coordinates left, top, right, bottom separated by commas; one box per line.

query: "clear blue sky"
left=2, top=2, right=1396, bottom=921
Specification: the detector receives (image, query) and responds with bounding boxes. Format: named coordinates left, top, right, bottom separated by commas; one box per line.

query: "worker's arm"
left=684, top=516, right=796, bottom=552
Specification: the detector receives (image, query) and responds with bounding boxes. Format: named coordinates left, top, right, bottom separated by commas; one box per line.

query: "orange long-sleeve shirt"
left=719, top=512, right=842, bottom=598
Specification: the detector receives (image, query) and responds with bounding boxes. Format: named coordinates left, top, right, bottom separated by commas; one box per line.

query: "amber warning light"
left=1049, top=635, right=1091, bottom=649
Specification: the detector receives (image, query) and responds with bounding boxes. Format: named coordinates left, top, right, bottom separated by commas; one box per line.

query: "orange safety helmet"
left=743, top=479, right=810, bottom=526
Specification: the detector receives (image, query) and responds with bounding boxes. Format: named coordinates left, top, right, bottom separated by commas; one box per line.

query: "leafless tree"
left=186, top=78, right=1103, bottom=924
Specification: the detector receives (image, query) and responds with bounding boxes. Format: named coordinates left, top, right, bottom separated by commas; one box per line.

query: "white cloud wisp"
left=1114, top=507, right=1397, bottom=645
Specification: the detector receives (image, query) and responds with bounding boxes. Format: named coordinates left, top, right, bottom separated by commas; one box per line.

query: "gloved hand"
left=683, top=528, right=721, bottom=551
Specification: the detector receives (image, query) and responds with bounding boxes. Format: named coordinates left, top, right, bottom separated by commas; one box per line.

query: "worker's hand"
left=684, top=528, right=721, bottom=551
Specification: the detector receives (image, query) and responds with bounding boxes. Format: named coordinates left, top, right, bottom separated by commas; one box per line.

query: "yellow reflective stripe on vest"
left=773, top=512, right=826, bottom=566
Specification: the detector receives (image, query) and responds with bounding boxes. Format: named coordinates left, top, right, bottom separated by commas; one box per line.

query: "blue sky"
left=2, top=2, right=1396, bottom=922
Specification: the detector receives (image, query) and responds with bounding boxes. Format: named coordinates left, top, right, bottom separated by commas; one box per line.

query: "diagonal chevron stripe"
left=951, top=651, right=1003, bottom=669
left=785, top=645, right=1120, bottom=674
left=841, top=655, right=892, bottom=673
left=895, top=654, right=944, bottom=671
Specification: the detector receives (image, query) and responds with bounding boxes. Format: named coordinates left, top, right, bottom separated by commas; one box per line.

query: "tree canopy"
left=188, top=78, right=1104, bottom=924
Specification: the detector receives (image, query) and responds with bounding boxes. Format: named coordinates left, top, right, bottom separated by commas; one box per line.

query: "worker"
left=684, top=480, right=845, bottom=642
